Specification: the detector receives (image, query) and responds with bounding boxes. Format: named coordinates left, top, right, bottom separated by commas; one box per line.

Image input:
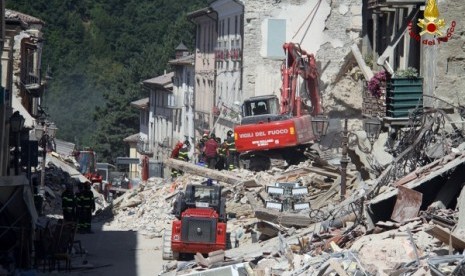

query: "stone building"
left=187, top=7, right=218, bottom=138
left=1, top=9, right=45, bottom=176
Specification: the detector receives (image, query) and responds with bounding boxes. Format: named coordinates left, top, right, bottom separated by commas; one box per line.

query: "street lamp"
left=312, top=116, right=381, bottom=200
left=34, top=121, right=58, bottom=198
left=10, top=111, right=25, bottom=175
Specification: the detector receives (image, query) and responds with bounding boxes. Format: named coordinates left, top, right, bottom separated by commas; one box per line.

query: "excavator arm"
left=281, top=42, right=322, bottom=117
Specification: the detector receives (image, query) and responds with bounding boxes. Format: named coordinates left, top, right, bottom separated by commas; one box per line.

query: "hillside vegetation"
left=7, top=0, right=209, bottom=162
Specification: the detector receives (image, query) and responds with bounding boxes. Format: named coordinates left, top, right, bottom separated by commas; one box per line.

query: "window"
left=228, top=18, right=231, bottom=37
left=196, top=25, right=200, bottom=49
left=235, top=15, right=238, bottom=36
left=222, top=19, right=225, bottom=38
left=219, top=20, right=222, bottom=37
left=267, top=19, right=286, bottom=58
left=203, top=25, right=207, bottom=51
left=168, top=94, right=176, bottom=107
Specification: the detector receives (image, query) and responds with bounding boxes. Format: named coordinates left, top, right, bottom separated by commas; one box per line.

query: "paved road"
left=41, top=221, right=165, bottom=276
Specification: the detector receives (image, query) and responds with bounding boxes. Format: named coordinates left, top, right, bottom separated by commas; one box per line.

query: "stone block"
left=350, top=16, right=363, bottom=30
left=338, top=4, right=349, bottom=15
left=350, top=5, right=362, bottom=16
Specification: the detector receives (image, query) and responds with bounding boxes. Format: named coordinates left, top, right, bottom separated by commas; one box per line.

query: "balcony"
left=137, top=140, right=153, bottom=157
left=21, top=74, right=44, bottom=98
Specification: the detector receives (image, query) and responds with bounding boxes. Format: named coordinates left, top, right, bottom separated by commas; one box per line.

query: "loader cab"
left=241, top=95, right=284, bottom=125
left=174, top=184, right=226, bottom=222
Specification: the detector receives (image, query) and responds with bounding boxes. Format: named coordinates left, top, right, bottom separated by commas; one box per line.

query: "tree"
left=7, top=0, right=209, bottom=162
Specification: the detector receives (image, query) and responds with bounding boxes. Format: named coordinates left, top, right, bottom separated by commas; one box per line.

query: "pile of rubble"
left=34, top=109, right=465, bottom=275
left=102, top=109, right=465, bottom=275
left=39, top=153, right=108, bottom=219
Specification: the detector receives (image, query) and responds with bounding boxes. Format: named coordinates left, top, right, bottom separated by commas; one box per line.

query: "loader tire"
left=162, top=229, right=178, bottom=260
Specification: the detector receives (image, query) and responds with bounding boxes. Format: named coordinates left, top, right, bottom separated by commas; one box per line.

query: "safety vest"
left=218, top=145, right=227, bottom=157
left=79, top=190, right=95, bottom=210
left=178, top=147, right=189, bottom=161
left=62, top=191, right=75, bottom=211
left=226, top=136, right=236, bottom=152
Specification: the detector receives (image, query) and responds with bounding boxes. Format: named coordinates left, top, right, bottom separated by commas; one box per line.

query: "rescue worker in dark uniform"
left=226, top=130, right=239, bottom=170
left=61, top=183, right=76, bottom=222
left=78, top=182, right=95, bottom=233
left=216, top=138, right=227, bottom=171
left=76, top=182, right=85, bottom=232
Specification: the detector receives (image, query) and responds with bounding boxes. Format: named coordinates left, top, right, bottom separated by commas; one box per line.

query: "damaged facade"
left=0, top=8, right=45, bottom=176
left=0, top=7, right=51, bottom=272
left=3, top=0, right=465, bottom=273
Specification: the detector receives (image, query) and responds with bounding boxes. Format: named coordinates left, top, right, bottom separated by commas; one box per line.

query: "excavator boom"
left=234, top=42, right=324, bottom=170
left=281, top=42, right=322, bottom=116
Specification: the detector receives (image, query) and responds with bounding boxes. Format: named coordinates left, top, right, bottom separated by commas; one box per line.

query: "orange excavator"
left=234, top=42, right=324, bottom=170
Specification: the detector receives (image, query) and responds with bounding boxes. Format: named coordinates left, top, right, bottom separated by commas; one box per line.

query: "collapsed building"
left=92, top=105, right=463, bottom=275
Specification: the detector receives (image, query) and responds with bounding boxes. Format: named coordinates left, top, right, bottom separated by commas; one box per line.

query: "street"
left=39, top=221, right=165, bottom=276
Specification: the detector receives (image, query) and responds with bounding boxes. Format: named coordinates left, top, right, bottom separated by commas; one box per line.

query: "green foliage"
left=394, top=67, right=419, bottom=78
left=7, top=0, right=209, bottom=162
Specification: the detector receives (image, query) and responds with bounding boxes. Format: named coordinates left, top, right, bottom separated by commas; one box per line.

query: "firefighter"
left=226, top=130, right=239, bottom=170
left=170, top=141, right=184, bottom=179
left=171, top=140, right=190, bottom=179
left=178, top=140, right=190, bottom=162
left=216, top=138, right=227, bottom=171
left=76, top=182, right=85, bottom=232
left=61, top=182, right=76, bottom=222
left=204, top=133, right=219, bottom=169
left=78, top=182, right=95, bottom=233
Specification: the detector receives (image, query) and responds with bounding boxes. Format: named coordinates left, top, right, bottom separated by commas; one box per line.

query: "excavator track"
left=162, top=229, right=178, bottom=260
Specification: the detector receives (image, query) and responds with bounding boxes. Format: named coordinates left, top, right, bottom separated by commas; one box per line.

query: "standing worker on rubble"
left=195, top=132, right=209, bottom=164
left=171, top=140, right=190, bottom=179
left=61, top=182, right=76, bottom=222
left=178, top=140, right=190, bottom=163
left=170, top=141, right=184, bottom=179
left=226, top=130, right=239, bottom=170
left=204, top=133, right=219, bottom=169
left=216, top=138, right=227, bottom=171
left=78, top=181, right=95, bottom=233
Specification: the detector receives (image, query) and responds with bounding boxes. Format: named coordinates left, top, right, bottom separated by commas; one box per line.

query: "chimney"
left=175, top=41, right=189, bottom=59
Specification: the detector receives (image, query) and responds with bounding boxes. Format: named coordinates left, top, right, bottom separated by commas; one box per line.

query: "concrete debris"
left=36, top=109, right=465, bottom=276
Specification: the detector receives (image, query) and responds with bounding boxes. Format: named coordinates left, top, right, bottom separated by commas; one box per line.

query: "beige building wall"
left=242, top=0, right=364, bottom=114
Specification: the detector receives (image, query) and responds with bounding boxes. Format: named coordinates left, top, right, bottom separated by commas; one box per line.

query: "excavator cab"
left=241, top=95, right=283, bottom=125
left=173, top=184, right=226, bottom=222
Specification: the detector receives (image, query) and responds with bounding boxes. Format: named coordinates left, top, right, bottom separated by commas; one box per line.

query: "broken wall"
left=434, top=1, right=465, bottom=109
left=242, top=0, right=363, bottom=114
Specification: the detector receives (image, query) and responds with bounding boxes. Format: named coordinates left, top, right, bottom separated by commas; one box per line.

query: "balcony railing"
left=137, top=140, right=153, bottom=156
left=21, top=74, right=44, bottom=98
